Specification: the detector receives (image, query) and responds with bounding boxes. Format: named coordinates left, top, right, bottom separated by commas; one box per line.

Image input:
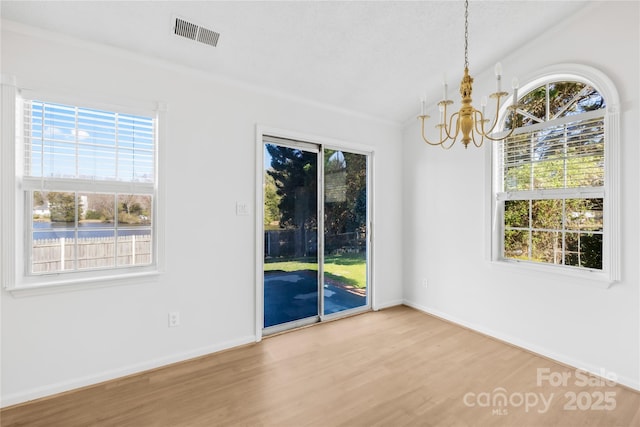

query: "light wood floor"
left=2, top=305, right=639, bottom=426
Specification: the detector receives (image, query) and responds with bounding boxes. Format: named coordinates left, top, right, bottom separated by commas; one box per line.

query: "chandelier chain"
left=464, top=0, right=469, bottom=70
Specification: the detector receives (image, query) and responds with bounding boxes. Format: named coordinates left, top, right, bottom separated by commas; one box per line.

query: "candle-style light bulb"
left=481, top=96, right=488, bottom=117
left=442, top=73, right=448, bottom=100
left=512, top=77, right=519, bottom=103
left=495, top=62, right=503, bottom=92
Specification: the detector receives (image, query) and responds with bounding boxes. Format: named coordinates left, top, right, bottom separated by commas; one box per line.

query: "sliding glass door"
left=263, top=136, right=369, bottom=332
left=263, top=140, right=319, bottom=328
left=322, top=149, right=368, bottom=316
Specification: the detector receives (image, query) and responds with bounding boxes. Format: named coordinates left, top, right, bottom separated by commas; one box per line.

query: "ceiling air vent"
left=173, top=17, right=220, bottom=47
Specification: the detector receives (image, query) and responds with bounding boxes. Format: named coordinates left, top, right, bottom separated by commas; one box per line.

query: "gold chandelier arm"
left=418, top=115, right=451, bottom=146
left=440, top=100, right=456, bottom=141
left=444, top=110, right=461, bottom=141
left=471, top=120, right=484, bottom=148
left=481, top=105, right=518, bottom=141
left=437, top=115, right=457, bottom=150
left=478, top=93, right=506, bottom=135
left=440, top=137, right=456, bottom=150
left=482, top=125, right=516, bottom=141
left=473, top=109, right=488, bottom=136
left=435, top=122, right=456, bottom=150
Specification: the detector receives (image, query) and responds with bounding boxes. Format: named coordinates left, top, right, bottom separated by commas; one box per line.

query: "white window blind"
left=498, top=110, right=605, bottom=194
left=24, top=100, right=155, bottom=184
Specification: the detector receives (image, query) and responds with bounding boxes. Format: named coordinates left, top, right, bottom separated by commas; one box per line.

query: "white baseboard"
left=1, top=335, right=256, bottom=408
left=373, top=299, right=403, bottom=311
left=402, top=299, right=640, bottom=392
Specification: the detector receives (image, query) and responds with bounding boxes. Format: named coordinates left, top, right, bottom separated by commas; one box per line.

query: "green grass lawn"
left=264, top=252, right=366, bottom=288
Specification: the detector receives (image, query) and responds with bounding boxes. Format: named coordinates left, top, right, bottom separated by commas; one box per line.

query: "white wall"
left=402, top=1, right=640, bottom=390
left=0, top=22, right=404, bottom=405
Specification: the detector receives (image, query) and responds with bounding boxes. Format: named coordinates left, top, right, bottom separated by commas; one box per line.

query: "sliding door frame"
left=255, top=125, right=374, bottom=341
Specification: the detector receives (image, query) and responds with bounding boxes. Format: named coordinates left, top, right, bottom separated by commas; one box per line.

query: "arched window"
left=492, top=65, right=619, bottom=284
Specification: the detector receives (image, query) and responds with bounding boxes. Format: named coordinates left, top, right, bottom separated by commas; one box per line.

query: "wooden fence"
left=32, top=235, right=152, bottom=273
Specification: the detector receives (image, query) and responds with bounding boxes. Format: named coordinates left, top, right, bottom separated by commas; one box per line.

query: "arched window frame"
left=489, top=64, right=620, bottom=286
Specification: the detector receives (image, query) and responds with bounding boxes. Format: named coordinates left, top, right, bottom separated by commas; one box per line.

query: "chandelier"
left=418, top=0, right=519, bottom=149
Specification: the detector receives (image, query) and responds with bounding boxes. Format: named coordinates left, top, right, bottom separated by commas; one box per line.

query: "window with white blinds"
left=21, top=99, right=158, bottom=278
left=494, top=79, right=612, bottom=274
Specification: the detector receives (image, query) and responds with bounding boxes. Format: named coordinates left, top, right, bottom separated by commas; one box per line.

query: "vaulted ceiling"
left=1, top=1, right=590, bottom=125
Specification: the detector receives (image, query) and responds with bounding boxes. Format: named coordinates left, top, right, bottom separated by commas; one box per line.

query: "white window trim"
left=487, top=64, right=620, bottom=287
left=1, top=75, right=167, bottom=296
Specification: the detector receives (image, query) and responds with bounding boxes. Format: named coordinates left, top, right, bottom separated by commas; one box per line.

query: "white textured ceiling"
left=1, top=0, right=590, bottom=125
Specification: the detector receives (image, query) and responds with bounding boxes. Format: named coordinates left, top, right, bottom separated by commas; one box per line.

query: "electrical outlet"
left=423, top=278, right=428, bottom=289
left=168, top=311, right=180, bottom=328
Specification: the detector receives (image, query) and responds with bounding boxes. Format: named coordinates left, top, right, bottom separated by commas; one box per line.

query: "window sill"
left=491, top=259, right=615, bottom=289
left=5, top=269, right=162, bottom=297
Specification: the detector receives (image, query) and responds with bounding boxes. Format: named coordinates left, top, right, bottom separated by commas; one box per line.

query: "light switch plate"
left=236, top=201, right=249, bottom=216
